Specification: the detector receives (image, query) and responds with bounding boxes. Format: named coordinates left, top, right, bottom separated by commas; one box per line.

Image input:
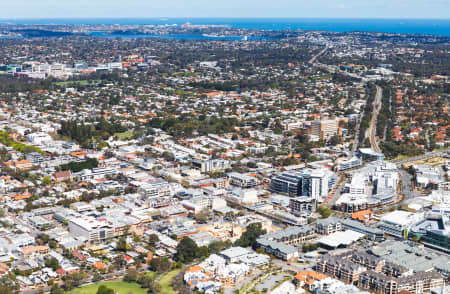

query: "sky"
left=1, top=0, right=449, bottom=19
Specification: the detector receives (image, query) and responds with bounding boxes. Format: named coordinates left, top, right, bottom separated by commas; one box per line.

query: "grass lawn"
left=114, top=130, right=134, bottom=140
left=158, top=269, right=181, bottom=294
left=54, top=80, right=100, bottom=87
left=433, top=147, right=450, bottom=152
left=68, top=281, right=146, bottom=294
left=146, top=271, right=157, bottom=279
left=388, top=154, right=409, bottom=161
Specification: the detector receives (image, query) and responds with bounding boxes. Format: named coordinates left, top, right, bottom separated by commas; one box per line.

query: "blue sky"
left=1, top=0, right=449, bottom=19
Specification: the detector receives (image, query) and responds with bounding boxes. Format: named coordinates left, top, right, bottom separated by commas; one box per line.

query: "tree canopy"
left=235, top=222, right=266, bottom=248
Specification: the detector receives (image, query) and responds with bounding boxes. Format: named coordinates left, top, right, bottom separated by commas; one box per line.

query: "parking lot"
left=254, top=272, right=291, bottom=292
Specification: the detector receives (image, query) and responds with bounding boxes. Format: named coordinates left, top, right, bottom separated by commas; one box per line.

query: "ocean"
left=2, top=18, right=450, bottom=37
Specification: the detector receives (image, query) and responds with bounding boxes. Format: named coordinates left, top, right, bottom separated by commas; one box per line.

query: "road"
left=308, top=45, right=329, bottom=65
left=397, top=169, right=423, bottom=202
left=424, top=129, right=430, bottom=150
left=392, top=150, right=449, bottom=165
left=351, top=113, right=363, bottom=157
left=308, top=44, right=377, bottom=157
left=368, top=85, right=383, bottom=153
left=393, top=149, right=449, bottom=200
left=272, top=259, right=314, bottom=273
left=226, top=268, right=263, bottom=294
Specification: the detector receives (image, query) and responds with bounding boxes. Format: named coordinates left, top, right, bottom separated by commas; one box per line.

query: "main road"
left=368, top=85, right=383, bottom=153
left=308, top=44, right=374, bottom=157
left=392, top=150, right=449, bottom=165
left=351, top=111, right=363, bottom=157
left=308, top=44, right=330, bottom=65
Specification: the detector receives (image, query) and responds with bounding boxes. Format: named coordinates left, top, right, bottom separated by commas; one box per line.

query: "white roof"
left=69, top=216, right=110, bottom=231
left=380, top=210, right=421, bottom=226
left=220, top=246, right=250, bottom=259
left=335, top=193, right=368, bottom=205
left=318, top=230, right=365, bottom=247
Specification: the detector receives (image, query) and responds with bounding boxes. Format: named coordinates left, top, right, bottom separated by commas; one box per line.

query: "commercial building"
left=181, top=196, right=227, bottom=214
left=220, top=247, right=251, bottom=263
left=270, top=170, right=303, bottom=196
left=335, top=193, right=369, bottom=213
left=311, top=118, right=338, bottom=140
left=271, top=168, right=336, bottom=202
left=26, top=132, right=53, bottom=146
left=358, top=270, right=444, bottom=294
left=348, top=173, right=369, bottom=195
left=337, top=160, right=399, bottom=211
left=357, top=148, right=385, bottom=161
left=409, top=213, right=450, bottom=253
left=378, top=211, right=424, bottom=238
left=255, top=237, right=299, bottom=261
left=318, top=230, right=365, bottom=249
left=289, top=197, right=314, bottom=217
left=192, top=158, right=231, bottom=173
left=316, top=255, right=367, bottom=284
left=336, top=157, right=362, bottom=171
left=75, top=167, right=118, bottom=181
left=28, top=216, right=54, bottom=230
left=302, top=168, right=336, bottom=202
left=227, top=172, right=258, bottom=188
left=308, top=277, right=371, bottom=294
left=68, top=217, right=115, bottom=243
left=261, top=225, right=316, bottom=245
left=26, top=152, right=45, bottom=165
left=316, top=217, right=343, bottom=235
left=413, top=165, right=444, bottom=188
left=370, top=240, right=447, bottom=273
left=341, top=219, right=385, bottom=241
left=254, top=226, right=316, bottom=261
left=229, top=188, right=259, bottom=204
left=349, top=251, right=386, bottom=273
left=137, top=180, right=172, bottom=199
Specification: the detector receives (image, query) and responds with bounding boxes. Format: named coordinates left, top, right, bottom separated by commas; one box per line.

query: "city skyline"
left=2, top=0, right=450, bottom=19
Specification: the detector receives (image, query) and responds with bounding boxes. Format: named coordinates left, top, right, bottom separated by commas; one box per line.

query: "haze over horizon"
left=2, top=0, right=450, bottom=19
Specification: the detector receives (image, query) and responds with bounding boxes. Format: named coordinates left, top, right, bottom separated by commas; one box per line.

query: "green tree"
left=235, top=223, right=266, bottom=248
left=327, top=135, right=341, bottom=146
left=63, top=272, right=87, bottom=291
left=113, top=255, right=127, bottom=269
left=93, top=272, right=103, bottom=282
left=195, top=212, right=208, bottom=224
left=302, top=243, right=319, bottom=252
left=175, top=237, right=199, bottom=263
left=61, top=158, right=98, bottom=172
left=50, top=283, right=64, bottom=294
left=116, top=237, right=128, bottom=252
left=39, top=234, right=50, bottom=245
left=123, top=269, right=138, bottom=282
left=42, top=175, right=52, bottom=186
left=208, top=240, right=232, bottom=254
left=148, top=234, right=159, bottom=246
left=317, top=206, right=333, bottom=219
left=0, top=275, right=20, bottom=294
left=97, top=285, right=115, bottom=294
left=45, top=257, right=61, bottom=271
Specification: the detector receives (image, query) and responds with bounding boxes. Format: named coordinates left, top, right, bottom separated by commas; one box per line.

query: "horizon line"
left=1, top=16, right=450, bottom=20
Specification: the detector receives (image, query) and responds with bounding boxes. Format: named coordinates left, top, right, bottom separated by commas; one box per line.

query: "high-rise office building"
left=271, top=169, right=336, bottom=202
left=270, top=170, right=303, bottom=196
left=311, top=118, right=338, bottom=140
